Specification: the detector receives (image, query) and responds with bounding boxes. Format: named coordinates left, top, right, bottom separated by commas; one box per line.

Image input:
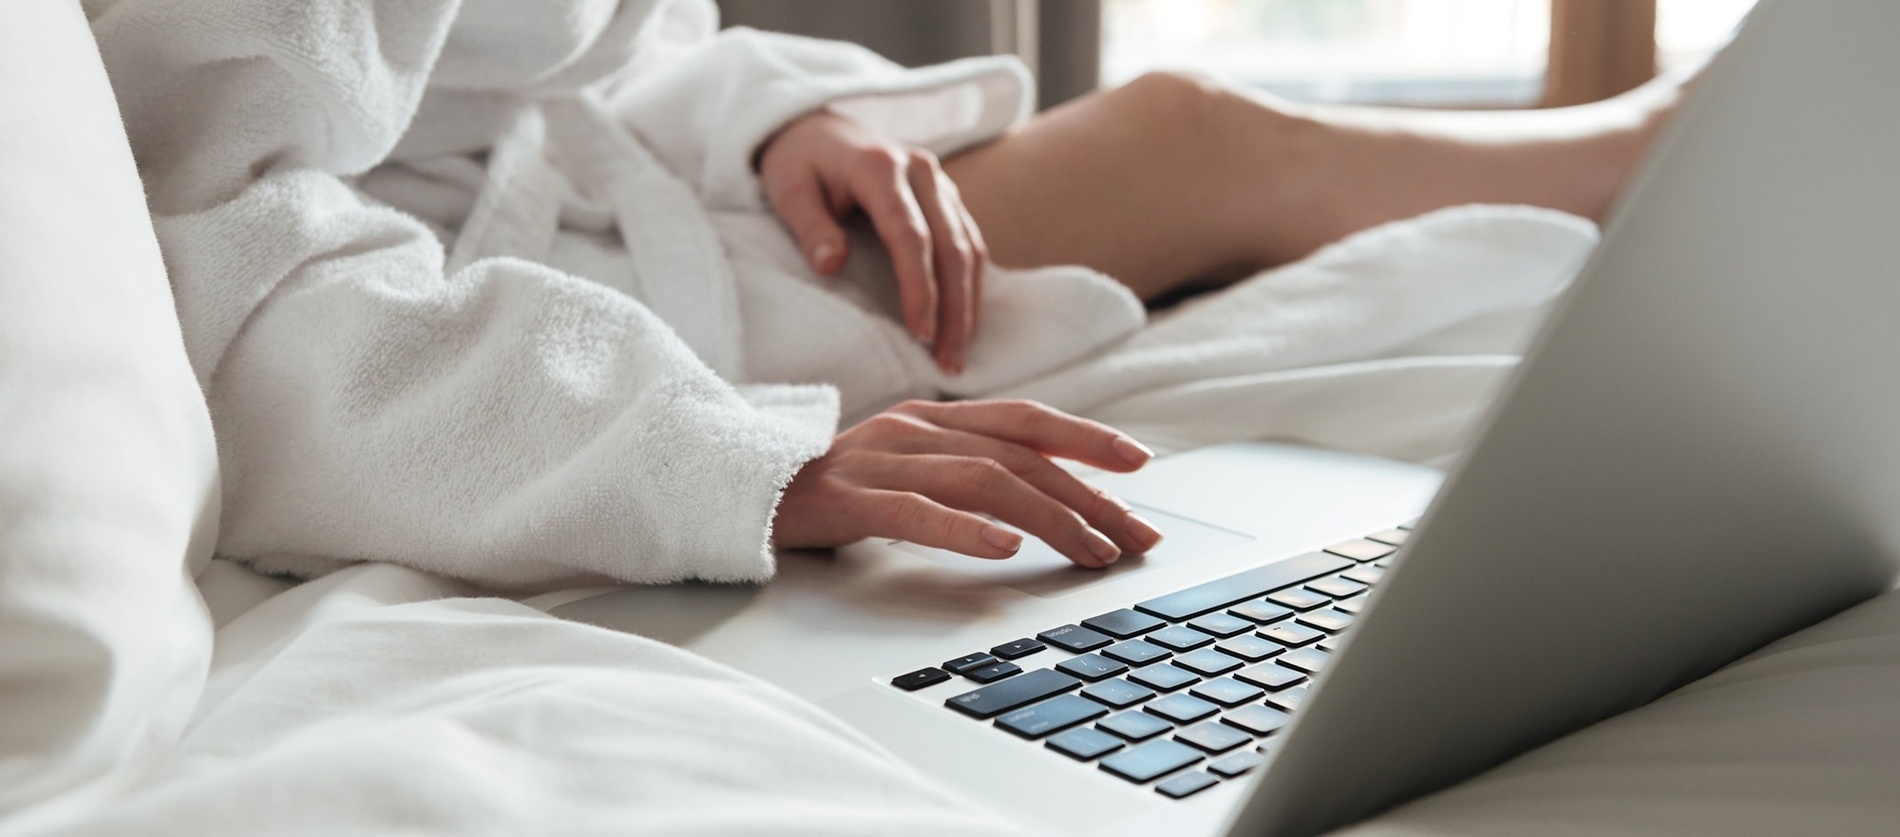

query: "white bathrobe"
left=88, top=0, right=1146, bottom=589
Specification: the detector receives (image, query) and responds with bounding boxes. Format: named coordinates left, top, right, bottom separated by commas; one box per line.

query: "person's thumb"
left=766, top=168, right=850, bottom=274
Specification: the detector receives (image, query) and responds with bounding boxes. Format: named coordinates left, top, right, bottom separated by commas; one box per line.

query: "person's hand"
left=757, top=110, right=987, bottom=375
left=773, top=400, right=1166, bottom=568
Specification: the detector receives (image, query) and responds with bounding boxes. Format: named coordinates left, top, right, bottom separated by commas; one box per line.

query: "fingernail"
left=812, top=241, right=838, bottom=270
left=1086, top=530, right=1120, bottom=565
left=1126, top=514, right=1164, bottom=553
left=982, top=526, right=1023, bottom=555
left=1113, top=436, right=1154, bottom=467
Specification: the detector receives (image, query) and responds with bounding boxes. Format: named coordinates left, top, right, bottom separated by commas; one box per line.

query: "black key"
left=965, top=661, right=1022, bottom=683
left=1190, top=677, right=1265, bottom=707
left=1222, top=704, right=1291, bottom=736
left=942, top=652, right=998, bottom=675
left=1317, top=635, right=1345, bottom=653
left=944, top=668, right=1081, bottom=719
left=1128, top=664, right=1199, bottom=692
left=1102, top=639, right=1172, bottom=667
left=1266, top=587, right=1331, bottom=610
left=990, top=638, right=1047, bottom=660
left=1209, top=750, right=1266, bottom=778
left=1295, top=609, right=1354, bottom=633
left=1214, top=634, right=1283, bottom=662
left=1342, top=565, right=1385, bottom=585
left=1176, top=720, right=1252, bottom=753
left=1187, top=612, right=1254, bottom=637
left=1136, top=552, right=1351, bottom=621
left=1368, top=528, right=1410, bottom=545
left=1081, top=678, right=1156, bottom=709
left=1172, top=647, right=1245, bottom=677
left=1325, top=539, right=1396, bottom=562
left=1235, top=662, right=1306, bottom=691
left=1265, top=685, right=1309, bottom=712
left=892, top=667, right=951, bottom=691
left=1145, top=625, right=1216, bottom=652
left=1046, top=726, right=1125, bottom=761
left=1038, top=624, right=1114, bottom=653
left=1279, top=648, right=1332, bottom=674
left=995, top=694, right=1109, bottom=739
left=1101, top=739, right=1203, bottom=783
left=1082, top=608, right=1167, bottom=638
left=1145, top=693, right=1220, bottom=725
left=1228, top=600, right=1294, bottom=624
left=1098, top=710, right=1173, bottom=741
left=1335, top=596, right=1368, bottom=615
left=1155, top=769, right=1220, bottom=799
left=1056, top=653, right=1130, bottom=682
left=1258, top=622, right=1325, bottom=647
left=1308, top=577, right=1369, bottom=598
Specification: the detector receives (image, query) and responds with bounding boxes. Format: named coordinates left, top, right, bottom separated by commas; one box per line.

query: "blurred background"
left=716, top=0, right=1755, bottom=111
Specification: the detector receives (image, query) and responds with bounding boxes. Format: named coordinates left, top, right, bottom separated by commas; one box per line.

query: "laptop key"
left=995, top=694, right=1109, bottom=739
left=944, top=668, right=1081, bottom=719
left=1234, top=662, right=1306, bottom=691
left=1334, top=596, right=1368, bottom=615
left=1308, top=576, right=1369, bottom=598
left=1325, top=539, right=1396, bottom=562
left=1265, top=685, right=1309, bottom=712
left=1367, top=528, right=1409, bottom=546
left=965, top=661, right=1022, bottom=683
left=1228, top=600, right=1294, bottom=624
left=892, top=667, right=951, bottom=691
left=1145, top=693, right=1220, bottom=724
left=1081, top=678, right=1157, bottom=709
left=1082, top=608, right=1167, bottom=639
left=1176, top=720, right=1252, bottom=754
left=1102, top=639, right=1173, bottom=667
left=1190, top=676, right=1266, bottom=707
left=1155, top=769, right=1220, bottom=799
left=1101, top=739, right=1203, bottom=784
left=1099, top=710, right=1173, bottom=741
left=1342, top=565, right=1385, bottom=585
left=1187, top=612, right=1254, bottom=637
left=1266, top=587, right=1331, bottom=610
left=1317, top=636, right=1345, bottom=653
left=1295, top=609, right=1355, bottom=633
left=1397, top=518, right=1420, bottom=531
left=1258, top=622, right=1324, bottom=647
left=1056, top=653, right=1130, bottom=682
left=1038, top=624, right=1114, bottom=653
left=1146, top=625, right=1217, bottom=651
left=1279, top=648, right=1332, bottom=674
left=1047, top=726, right=1126, bottom=761
left=1173, top=647, right=1245, bottom=677
left=1208, top=750, right=1266, bottom=778
left=1134, top=552, right=1351, bottom=621
left=1222, top=704, right=1292, bottom=736
left=942, top=652, right=998, bottom=675
left=1128, top=664, right=1199, bottom=692
left=990, top=638, right=1047, bottom=660
left=1214, top=634, right=1283, bottom=662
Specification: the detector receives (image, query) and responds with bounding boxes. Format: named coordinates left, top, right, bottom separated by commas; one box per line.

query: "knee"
left=1102, top=71, right=1230, bottom=135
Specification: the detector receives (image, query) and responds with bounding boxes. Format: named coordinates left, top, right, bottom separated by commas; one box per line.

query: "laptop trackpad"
left=893, top=504, right=1252, bottom=599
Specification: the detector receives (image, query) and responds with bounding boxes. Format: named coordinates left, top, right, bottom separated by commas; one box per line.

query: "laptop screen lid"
left=1229, top=2, right=1900, bottom=834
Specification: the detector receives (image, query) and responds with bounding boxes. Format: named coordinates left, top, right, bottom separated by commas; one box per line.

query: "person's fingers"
left=898, top=427, right=1163, bottom=554
left=761, top=161, right=851, bottom=275
left=870, top=453, right=1123, bottom=568
left=891, top=399, right=1155, bottom=472
left=848, top=487, right=1023, bottom=559
left=956, top=194, right=990, bottom=342
left=906, top=151, right=975, bottom=374
left=850, top=150, right=938, bottom=346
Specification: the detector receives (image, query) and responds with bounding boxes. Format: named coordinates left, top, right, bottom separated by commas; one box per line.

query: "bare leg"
left=945, top=69, right=1688, bottom=301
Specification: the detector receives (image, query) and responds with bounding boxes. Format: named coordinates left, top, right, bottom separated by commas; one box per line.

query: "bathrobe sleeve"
left=89, top=0, right=837, bottom=588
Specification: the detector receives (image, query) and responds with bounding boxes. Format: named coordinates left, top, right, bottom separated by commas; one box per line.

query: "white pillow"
left=0, top=0, right=218, bottom=819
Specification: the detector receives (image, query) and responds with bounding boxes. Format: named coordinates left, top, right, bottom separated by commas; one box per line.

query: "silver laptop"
left=555, top=2, right=1900, bottom=834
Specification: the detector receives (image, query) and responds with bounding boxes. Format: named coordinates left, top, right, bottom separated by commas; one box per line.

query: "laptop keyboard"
left=887, top=523, right=1411, bottom=800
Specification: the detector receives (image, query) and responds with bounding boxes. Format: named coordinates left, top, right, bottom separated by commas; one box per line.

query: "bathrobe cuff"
left=606, top=27, right=1035, bottom=213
